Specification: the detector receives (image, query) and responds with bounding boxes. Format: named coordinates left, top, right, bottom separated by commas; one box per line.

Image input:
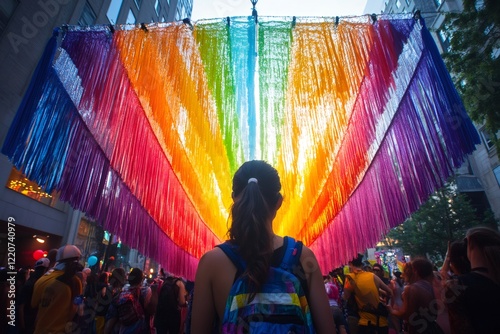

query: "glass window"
left=177, top=0, right=192, bottom=17
left=434, top=0, right=442, bottom=7
left=0, top=0, right=18, bottom=35
left=396, top=0, right=401, bottom=8
left=106, top=0, right=123, bottom=24
left=480, top=129, right=495, bottom=151
left=134, top=0, right=142, bottom=9
left=6, top=167, right=65, bottom=210
left=155, top=0, right=161, bottom=15
left=438, top=29, right=450, bottom=52
left=494, top=166, right=500, bottom=187
left=78, top=1, right=97, bottom=26
left=126, top=9, right=136, bottom=24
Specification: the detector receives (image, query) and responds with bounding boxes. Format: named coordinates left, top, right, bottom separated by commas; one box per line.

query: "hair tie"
left=247, top=178, right=258, bottom=184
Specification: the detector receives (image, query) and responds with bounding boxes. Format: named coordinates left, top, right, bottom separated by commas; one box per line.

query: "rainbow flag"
left=2, top=15, right=479, bottom=279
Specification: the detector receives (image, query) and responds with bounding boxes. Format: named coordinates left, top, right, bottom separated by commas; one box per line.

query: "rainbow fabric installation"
left=2, top=14, right=480, bottom=279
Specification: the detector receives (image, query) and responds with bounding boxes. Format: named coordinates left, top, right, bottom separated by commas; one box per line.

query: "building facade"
left=380, top=0, right=500, bottom=220
left=0, top=0, right=192, bottom=268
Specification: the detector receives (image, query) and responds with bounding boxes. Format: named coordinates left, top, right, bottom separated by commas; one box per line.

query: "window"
left=155, top=0, right=161, bottom=15
left=494, top=166, right=500, bottom=187
left=126, top=9, right=136, bottom=24
left=6, top=167, right=64, bottom=210
left=480, top=129, right=495, bottom=151
left=177, top=0, right=192, bottom=18
left=106, top=0, right=123, bottom=24
left=438, top=29, right=450, bottom=52
left=78, top=1, right=97, bottom=26
left=0, top=0, right=18, bottom=35
left=396, top=0, right=401, bottom=8
left=434, top=0, right=442, bottom=7
left=134, top=0, right=142, bottom=9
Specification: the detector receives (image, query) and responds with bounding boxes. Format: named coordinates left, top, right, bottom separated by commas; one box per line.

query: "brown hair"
left=467, top=226, right=500, bottom=284
left=229, top=160, right=282, bottom=301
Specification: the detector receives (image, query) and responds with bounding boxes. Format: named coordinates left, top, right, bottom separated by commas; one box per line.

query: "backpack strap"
left=280, top=236, right=303, bottom=271
left=217, top=242, right=246, bottom=279
left=217, top=238, right=303, bottom=278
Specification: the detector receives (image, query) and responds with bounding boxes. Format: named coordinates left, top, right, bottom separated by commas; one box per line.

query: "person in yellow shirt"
left=343, top=254, right=393, bottom=334
left=32, top=245, right=83, bottom=334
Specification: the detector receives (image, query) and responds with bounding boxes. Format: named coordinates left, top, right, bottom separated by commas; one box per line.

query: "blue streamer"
left=230, top=17, right=256, bottom=160
left=2, top=30, right=59, bottom=159
left=10, top=68, right=78, bottom=193
left=419, top=18, right=480, bottom=154
left=247, top=17, right=257, bottom=160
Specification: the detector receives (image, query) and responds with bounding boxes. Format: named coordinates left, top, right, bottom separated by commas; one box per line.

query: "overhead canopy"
left=2, top=14, right=479, bottom=279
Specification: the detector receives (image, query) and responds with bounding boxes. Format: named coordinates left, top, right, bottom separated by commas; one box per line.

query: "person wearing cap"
left=18, top=258, right=50, bottom=334
left=32, top=245, right=83, bottom=334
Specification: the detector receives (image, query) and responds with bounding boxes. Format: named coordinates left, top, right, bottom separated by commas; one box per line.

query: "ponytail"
left=228, top=161, right=282, bottom=299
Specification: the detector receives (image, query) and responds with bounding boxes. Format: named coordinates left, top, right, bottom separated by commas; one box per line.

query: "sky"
left=191, top=0, right=386, bottom=21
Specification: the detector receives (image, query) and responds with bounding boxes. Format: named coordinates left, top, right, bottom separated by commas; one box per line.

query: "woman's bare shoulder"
left=299, top=244, right=320, bottom=273
left=199, top=246, right=229, bottom=266
left=300, top=244, right=317, bottom=260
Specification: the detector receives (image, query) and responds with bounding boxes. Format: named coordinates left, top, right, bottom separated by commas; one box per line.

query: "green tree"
left=441, top=0, right=500, bottom=148
left=385, top=181, right=496, bottom=265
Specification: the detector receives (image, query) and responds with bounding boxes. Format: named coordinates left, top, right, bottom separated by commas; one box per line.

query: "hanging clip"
left=251, top=0, right=258, bottom=23
left=108, top=24, right=115, bottom=33
left=371, top=13, right=377, bottom=24
left=413, top=10, right=423, bottom=30
left=292, top=16, right=296, bottom=28
left=140, top=23, right=148, bottom=32
left=335, top=16, right=339, bottom=26
left=226, top=16, right=230, bottom=26
left=182, top=18, right=193, bottom=30
left=413, top=10, right=421, bottom=20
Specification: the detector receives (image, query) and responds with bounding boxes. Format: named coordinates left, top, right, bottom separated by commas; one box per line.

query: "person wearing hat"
left=31, top=245, right=83, bottom=334
left=18, top=258, right=50, bottom=334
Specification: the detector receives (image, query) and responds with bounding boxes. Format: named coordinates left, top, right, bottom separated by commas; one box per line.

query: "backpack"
left=156, top=276, right=180, bottom=313
left=116, top=287, right=144, bottom=326
left=217, top=236, right=315, bottom=334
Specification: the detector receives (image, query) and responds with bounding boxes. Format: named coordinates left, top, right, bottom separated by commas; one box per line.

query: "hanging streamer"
left=2, top=15, right=480, bottom=277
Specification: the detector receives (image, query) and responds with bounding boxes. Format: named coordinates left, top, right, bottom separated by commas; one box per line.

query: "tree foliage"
left=385, top=181, right=496, bottom=265
left=442, top=0, right=500, bottom=146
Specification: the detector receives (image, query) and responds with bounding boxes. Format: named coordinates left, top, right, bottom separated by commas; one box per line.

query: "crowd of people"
left=2, top=245, right=190, bottom=334
left=3, top=160, right=500, bottom=334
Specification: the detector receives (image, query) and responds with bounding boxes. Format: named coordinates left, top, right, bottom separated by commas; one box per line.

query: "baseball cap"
left=56, top=245, right=82, bottom=262
left=34, top=258, right=50, bottom=268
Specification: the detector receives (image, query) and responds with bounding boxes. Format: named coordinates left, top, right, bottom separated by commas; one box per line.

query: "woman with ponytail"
left=191, top=160, right=334, bottom=333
